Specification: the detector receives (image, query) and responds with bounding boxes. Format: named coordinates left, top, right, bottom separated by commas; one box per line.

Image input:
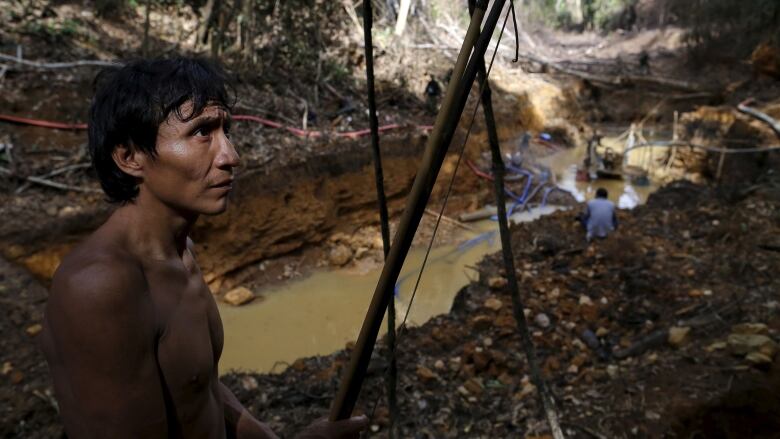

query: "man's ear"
left=112, top=144, right=147, bottom=178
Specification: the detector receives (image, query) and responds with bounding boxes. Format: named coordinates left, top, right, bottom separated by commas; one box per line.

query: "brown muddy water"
left=217, top=208, right=558, bottom=374
left=217, top=128, right=666, bottom=374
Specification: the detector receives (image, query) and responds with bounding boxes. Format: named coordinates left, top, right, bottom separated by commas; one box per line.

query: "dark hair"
left=88, top=57, right=235, bottom=203
left=596, top=188, right=608, bottom=198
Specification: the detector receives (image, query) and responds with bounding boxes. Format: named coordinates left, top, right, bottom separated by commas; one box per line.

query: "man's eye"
left=193, top=127, right=210, bottom=137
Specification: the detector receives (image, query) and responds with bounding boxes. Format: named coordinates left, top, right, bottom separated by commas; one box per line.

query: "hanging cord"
left=509, top=1, right=520, bottom=62
left=361, top=2, right=515, bottom=429
left=361, top=1, right=397, bottom=437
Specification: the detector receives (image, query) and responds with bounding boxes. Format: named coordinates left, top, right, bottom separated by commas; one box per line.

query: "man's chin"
left=195, top=198, right=230, bottom=216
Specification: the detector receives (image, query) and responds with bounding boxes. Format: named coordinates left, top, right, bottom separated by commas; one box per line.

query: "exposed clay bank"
left=217, top=127, right=664, bottom=374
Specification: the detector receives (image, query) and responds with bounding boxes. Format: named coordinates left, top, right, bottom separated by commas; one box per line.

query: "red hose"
left=0, top=113, right=432, bottom=139
left=0, top=114, right=88, bottom=130
left=465, top=159, right=494, bottom=181
left=535, top=138, right=562, bottom=150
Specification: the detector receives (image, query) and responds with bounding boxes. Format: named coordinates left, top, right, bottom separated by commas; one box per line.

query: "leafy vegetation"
left=667, top=0, right=780, bottom=52
left=522, top=0, right=637, bottom=31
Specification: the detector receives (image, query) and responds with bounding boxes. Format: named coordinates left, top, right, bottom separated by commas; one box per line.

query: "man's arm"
left=43, top=260, right=169, bottom=438
left=220, top=382, right=367, bottom=439
left=221, top=382, right=279, bottom=439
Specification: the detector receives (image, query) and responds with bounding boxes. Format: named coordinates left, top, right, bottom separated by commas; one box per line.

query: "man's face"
left=141, top=103, right=239, bottom=216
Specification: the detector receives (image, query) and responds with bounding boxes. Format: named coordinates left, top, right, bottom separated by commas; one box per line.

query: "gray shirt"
left=585, top=198, right=617, bottom=240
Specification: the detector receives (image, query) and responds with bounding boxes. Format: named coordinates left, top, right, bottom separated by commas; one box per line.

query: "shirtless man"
left=40, top=57, right=367, bottom=438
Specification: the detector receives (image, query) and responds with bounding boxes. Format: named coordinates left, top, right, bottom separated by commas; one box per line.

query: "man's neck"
left=112, top=191, right=198, bottom=261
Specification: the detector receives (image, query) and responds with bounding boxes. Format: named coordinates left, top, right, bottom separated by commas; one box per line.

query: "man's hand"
left=295, top=416, right=369, bottom=439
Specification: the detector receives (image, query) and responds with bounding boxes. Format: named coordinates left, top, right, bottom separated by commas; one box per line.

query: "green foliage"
left=583, top=0, right=636, bottom=31
left=93, top=0, right=128, bottom=17
left=524, top=0, right=562, bottom=28
left=525, top=0, right=637, bottom=31
left=323, top=60, right=349, bottom=83
left=668, top=0, right=780, bottom=51
left=24, top=18, right=82, bottom=43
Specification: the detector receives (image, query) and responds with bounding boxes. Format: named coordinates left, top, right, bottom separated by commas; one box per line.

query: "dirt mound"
left=215, top=173, right=780, bottom=438
left=489, top=70, right=588, bottom=148
left=670, top=365, right=780, bottom=439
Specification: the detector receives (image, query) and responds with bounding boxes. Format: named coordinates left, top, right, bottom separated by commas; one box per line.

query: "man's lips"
left=210, top=178, right=234, bottom=188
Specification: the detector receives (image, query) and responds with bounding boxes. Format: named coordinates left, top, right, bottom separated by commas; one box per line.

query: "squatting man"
left=578, top=187, right=618, bottom=241
left=40, top=57, right=368, bottom=438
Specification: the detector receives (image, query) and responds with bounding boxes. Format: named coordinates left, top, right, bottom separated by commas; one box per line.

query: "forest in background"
left=3, top=0, right=779, bottom=81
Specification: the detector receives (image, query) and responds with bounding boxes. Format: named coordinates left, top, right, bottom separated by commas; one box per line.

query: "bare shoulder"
left=48, top=238, right=148, bottom=321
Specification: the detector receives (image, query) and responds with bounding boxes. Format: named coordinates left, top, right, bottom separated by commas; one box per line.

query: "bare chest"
left=145, top=260, right=224, bottom=409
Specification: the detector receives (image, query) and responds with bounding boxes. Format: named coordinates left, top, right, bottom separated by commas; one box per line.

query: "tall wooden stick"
left=361, top=1, right=396, bottom=437
left=476, top=30, right=567, bottom=439
left=469, top=2, right=565, bottom=437
left=329, top=0, right=505, bottom=421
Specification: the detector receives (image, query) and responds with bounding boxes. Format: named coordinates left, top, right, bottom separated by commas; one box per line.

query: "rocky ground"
left=2, top=1, right=780, bottom=437
left=4, top=173, right=779, bottom=438
left=221, top=176, right=780, bottom=439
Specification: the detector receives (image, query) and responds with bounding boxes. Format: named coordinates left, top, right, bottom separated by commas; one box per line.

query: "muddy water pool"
left=218, top=129, right=663, bottom=374
left=538, top=126, right=665, bottom=208
left=217, top=207, right=557, bottom=374
left=540, top=144, right=657, bottom=208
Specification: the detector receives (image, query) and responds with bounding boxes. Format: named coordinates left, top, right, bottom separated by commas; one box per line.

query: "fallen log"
left=612, top=304, right=739, bottom=359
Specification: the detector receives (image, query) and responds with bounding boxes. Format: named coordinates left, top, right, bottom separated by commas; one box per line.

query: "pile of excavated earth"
left=222, top=175, right=780, bottom=438
left=3, top=1, right=780, bottom=437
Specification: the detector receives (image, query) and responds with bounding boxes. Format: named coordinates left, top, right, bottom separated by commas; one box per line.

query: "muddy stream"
left=217, top=128, right=661, bottom=374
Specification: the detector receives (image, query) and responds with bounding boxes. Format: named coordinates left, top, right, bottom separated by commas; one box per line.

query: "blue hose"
left=457, top=231, right=498, bottom=251
left=396, top=230, right=499, bottom=295
left=506, top=165, right=533, bottom=202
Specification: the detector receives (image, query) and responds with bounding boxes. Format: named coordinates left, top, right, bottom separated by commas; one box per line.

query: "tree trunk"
left=394, top=0, right=412, bottom=36
left=241, top=0, right=254, bottom=57
left=142, top=0, right=152, bottom=56
left=198, top=0, right=216, bottom=47
left=212, top=0, right=224, bottom=57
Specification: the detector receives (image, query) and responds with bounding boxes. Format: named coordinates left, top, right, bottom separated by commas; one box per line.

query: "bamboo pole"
left=329, top=0, right=505, bottom=421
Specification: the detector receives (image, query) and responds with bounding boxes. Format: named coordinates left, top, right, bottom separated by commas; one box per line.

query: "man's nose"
left=215, top=132, right=240, bottom=169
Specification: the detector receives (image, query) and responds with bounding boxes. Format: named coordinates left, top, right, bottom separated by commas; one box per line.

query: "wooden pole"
left=715, top=150, right=727, bottom=180
left=665, top=110, right=679, bottom=172
left=329, top=0, right=505, bottom=421
left=469, top=0, right=565, bottom=435
left=361, top=1, right=396, bottom=437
